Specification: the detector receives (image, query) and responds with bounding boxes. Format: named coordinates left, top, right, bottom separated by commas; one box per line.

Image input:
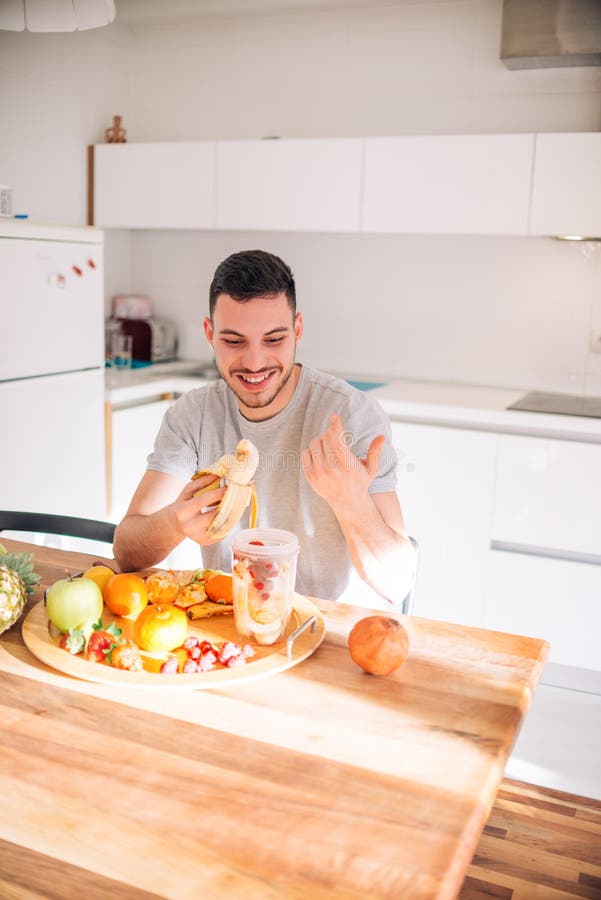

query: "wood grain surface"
left=459, top=779, right=601, bottom=899
left=0, top=540, right=550, bottom=900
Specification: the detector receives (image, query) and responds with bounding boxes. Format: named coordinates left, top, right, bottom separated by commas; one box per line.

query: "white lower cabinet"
left=391, top=421, right=498, bottom=627
left=109, top=397, right=204, bottom=569
left=492, top=434, right=601, bottom=558
left=109, top=399, right=173, bottom=523
left=484, top=549, right=601, bottom=672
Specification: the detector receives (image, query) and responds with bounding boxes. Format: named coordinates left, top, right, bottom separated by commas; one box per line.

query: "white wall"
left=123, top=229, right=601, bottom=395
left=124, top=0, right=601, bottom=139
left=2, top=1, right=600, bottom=223
left=0, top=25, right=129, bottom=224
left=2, top=0, right=601, bottom=394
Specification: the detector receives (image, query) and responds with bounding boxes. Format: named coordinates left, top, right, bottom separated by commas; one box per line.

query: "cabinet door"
left=485, top=549, right=601, bottom=672
left=0, top=238, right=104, bottom=379
left=110, top=398, right=205, bottom=569
left=94, top=143, right=216, bottom=229
left=391, top=422, right=497, bottom=626
left=110, top=399, right=173, bottom=522
left=530, top=133, right=601, bottom=236
left=363, top=134, right=534, bottom=235
left=216, top=138, right=363, bottom=232
left=491, top=435, right=601, bottom=559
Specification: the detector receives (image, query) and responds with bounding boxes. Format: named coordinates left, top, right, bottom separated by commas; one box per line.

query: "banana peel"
left=186, top=599, right=234, bottom=621
left=192, top=438, right=259, bottom=540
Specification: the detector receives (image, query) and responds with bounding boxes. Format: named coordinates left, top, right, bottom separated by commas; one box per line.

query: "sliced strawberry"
left=160, top=657, right=179, bottom=674
left=59, top=628, right=85, bottom=654
left=197, top=651, right=217, bottom=672
left=225, top=654, right=246, bottom=668
left=87, top=629, right=119, bottom=663
left=217, top=641, right=243, bottom=666
left=109, top=640, right=143, bottom=672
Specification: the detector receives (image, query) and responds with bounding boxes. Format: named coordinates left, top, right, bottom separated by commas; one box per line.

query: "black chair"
left=0, top=511, right=115, bottom=545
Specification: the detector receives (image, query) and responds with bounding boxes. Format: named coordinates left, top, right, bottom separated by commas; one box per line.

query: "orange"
left=104, top=573, right=148, bottom=618
left=145, top=570, right=179, bottom=605
left=82, top=564, right=115, bottom=593
left=133, top=604, right=188, bottom=653
left=204, top=573, right=233, bottom=605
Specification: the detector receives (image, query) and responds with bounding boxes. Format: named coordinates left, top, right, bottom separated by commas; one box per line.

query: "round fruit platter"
left=21, top=593, right=326, bottom=690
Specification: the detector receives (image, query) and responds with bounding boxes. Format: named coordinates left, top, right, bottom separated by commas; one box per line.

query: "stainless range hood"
left=501, top=0, right=601, bottom=70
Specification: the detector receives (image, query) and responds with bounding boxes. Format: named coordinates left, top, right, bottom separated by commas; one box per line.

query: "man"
left=114, top=250, right=414, bottom=605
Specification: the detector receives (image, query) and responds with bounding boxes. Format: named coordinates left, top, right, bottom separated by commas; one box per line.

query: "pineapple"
left=0, top=544, right=41, bottom=635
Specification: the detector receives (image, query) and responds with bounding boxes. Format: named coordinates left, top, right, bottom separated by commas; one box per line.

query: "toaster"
left=118, top=317, right=178, bottom=363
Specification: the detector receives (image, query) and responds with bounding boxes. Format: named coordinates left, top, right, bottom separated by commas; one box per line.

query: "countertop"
left=105, top=362, right=601, bottom=443
left=0, top=539, right=549, bottom=899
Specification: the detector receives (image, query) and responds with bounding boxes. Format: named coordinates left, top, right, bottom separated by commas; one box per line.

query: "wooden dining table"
left=0, top=539, right=549, bottom=900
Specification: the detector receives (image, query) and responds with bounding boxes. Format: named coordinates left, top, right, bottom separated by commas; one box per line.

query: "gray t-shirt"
left=147, top=365, right=397, bottom=602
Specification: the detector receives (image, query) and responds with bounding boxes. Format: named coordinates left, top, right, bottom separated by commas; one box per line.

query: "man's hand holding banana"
left=171, top=473, right=227, bottom=546
left=180, top=438, right=260, bottom=543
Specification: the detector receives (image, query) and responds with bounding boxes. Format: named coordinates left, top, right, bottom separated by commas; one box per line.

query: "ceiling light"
left=0, top=0, right=116, bottom=32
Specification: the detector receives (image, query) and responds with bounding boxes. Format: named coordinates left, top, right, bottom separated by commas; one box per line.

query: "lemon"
left=82, top=564, right=115, bottom=593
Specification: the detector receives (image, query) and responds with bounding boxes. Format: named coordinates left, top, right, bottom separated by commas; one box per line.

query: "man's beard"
left=218, top=360, right=297, bottom=413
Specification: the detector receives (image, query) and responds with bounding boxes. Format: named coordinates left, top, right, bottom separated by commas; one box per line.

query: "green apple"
left=45, top=576, right=103, bottom=634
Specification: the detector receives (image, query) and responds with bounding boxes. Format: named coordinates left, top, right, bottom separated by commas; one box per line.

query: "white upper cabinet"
left=530, top=133, right=601, bottom=237
left=362, top=134, right=534, bottom=235
left=92, top=133, right=601, bottom=236
left=93, top=143, right=216, bottom=229
left=215, top=138, right=363, bottom=232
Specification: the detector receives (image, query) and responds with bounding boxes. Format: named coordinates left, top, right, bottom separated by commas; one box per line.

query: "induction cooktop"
left=507, top=391, right=601, bottom=419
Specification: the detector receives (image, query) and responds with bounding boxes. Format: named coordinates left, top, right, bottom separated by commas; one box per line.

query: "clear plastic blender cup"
left=231, top=528, right=300, bottom=645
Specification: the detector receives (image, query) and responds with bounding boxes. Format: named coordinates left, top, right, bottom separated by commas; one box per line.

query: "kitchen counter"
left=0, top=540, right=548, bottom=899
left=105, top=359, right=213, bottom=406
left=106, top=363, right=601, bottom=442
left=370, top=378, right=601, bottom=443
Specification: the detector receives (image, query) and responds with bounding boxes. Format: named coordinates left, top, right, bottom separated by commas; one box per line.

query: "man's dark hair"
left=209, top=250, right=296, bottom=318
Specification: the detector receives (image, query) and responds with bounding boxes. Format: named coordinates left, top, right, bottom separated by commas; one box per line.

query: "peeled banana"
left=192, top=438, right=259, bottom=540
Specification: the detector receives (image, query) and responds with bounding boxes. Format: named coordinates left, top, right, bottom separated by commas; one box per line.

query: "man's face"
left=204, top=292, right=303, bottom=420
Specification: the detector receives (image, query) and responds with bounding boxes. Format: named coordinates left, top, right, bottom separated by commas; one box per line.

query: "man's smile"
left=236, top=370, right=277, bottom=389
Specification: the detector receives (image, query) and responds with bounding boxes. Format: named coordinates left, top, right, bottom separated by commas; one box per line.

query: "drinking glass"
left=110, top=333, right=133, bottom=370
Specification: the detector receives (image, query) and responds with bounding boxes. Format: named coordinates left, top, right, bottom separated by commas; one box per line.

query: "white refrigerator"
left=0, top=221, right=106, bottom=521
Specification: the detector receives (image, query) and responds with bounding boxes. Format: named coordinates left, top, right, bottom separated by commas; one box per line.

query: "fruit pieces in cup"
left=232, top=529, right=299, bottom=646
